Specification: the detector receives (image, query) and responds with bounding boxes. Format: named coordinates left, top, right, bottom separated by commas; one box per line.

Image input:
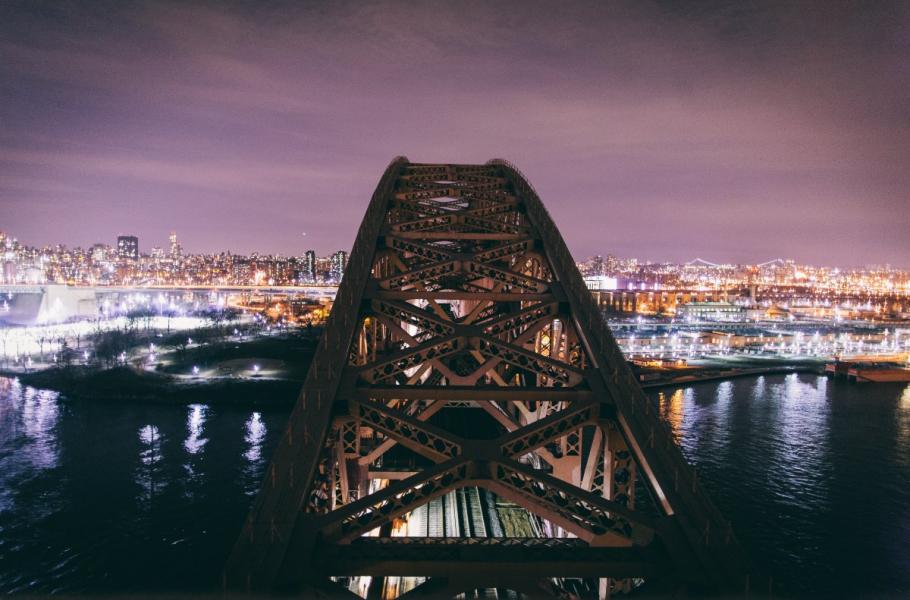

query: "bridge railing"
left=490, top=158, right=753, bottom=591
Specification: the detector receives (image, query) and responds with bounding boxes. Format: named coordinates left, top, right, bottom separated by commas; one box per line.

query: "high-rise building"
left=331, top=250, right=347, bottom=282
left=169, top=231, right=182, bottom=259
left=116, top=235, right=139, bottom=261
left=304, top=250, right=316, bottom=283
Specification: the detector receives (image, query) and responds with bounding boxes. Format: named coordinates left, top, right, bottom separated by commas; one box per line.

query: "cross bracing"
left=224, top=158, right=753, bottom=598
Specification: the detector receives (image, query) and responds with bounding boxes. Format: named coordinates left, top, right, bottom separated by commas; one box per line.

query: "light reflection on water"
left=0, top=378, right=61, bottom=517
left=653, top=374, right=910, bottom=596
left=0, top=376, right=288, bottom=594
left=242, top=412, right=267, bottom=496
left=244, top=412, right=266, bottom=463
left=184, top=404, right=208, bottom=456
left=658, top=387, right=688, bottom=440
left=182, top=404, right=209, bottom=490
left=137, top=424, right=165, bottom=501
left=898, top=387, right=910, bottom=469
left=0, top=374, right=908, bottom=595
left=13, top=379, right=60, bottom=471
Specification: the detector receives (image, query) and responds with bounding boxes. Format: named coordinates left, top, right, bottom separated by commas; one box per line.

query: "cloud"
left=0, top=0, right=907, bottom=264
left=0, top=149, right=348, bottom=194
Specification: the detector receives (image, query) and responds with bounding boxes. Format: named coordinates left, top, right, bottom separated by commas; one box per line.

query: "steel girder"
left=225, top=158, right=752, bottom=598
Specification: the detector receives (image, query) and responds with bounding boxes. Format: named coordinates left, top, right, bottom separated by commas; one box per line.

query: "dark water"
left=1, top=374, right=909, bottom=596
left=0, top=377, right=288, bottom=594
left=652, top=375, right=910, bottom=597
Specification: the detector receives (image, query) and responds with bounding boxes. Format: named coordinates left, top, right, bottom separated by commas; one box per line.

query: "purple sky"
left=1, top=1, right=908, bottom=266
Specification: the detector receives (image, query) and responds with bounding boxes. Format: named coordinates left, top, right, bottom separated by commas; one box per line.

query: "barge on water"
left=826, top=360, right=910, bottom=383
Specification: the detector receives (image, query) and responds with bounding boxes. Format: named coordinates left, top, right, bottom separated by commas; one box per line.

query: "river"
left=0, top=374, right=908, bottom=596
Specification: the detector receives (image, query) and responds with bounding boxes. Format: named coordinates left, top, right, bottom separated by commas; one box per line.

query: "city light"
left=0, top=230, right=349, bottom=290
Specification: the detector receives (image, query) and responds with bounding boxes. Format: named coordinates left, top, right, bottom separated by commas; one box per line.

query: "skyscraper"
left=331, top=250, right=347, bottom=282
left=169, top=231, right=182, bottom=259
left=116, top=235, right=139, bottom=261
left=304, top=250, right=316, bottom=283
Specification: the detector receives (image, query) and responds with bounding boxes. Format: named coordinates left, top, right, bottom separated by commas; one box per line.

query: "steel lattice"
left=224, top=159, right=752, bottom=598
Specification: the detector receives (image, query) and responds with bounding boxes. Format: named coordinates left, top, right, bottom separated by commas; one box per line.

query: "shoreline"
left=0, top=328, right=320, bottom=406
left=0, top=365, right=303, bottom=407
left=2, top=362, right=834, bottom=405
left=640, top=365, right=824, bottom=389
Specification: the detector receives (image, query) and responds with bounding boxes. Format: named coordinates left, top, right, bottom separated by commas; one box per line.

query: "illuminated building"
left=0, top=228, right=906, bottom=319
left=116, top=235, right=139, bottom=262
left=169, top=231, right=182, bottom=259
left=676, top=301, right=746, bottom=322
left=330, top=250, right=347, bottom=282
left=303, top=250, right=316, bottom=283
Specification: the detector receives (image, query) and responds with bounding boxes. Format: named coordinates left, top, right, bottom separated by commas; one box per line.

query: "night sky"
left=1, top=1, right=908, bottom=266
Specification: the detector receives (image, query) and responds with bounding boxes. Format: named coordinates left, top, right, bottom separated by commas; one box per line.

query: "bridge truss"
left=225, top=159, right=751, bottom=598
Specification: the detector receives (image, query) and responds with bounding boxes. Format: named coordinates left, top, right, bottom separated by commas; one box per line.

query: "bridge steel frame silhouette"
left=225, top=158, right=752, bottom=598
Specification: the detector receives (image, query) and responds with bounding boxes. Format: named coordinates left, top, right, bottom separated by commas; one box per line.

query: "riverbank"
left=0, top=330, right=319, bottom=405
left=640, top=364, right=824, bottom=389
left=3, top=366, right=303, bottom=406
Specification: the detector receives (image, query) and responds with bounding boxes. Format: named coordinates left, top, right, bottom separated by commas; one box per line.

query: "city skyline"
left=2, top=226, right=909, bottom=271
left=2, top=1, right=909, bottom=266
left=3, top=3, right=910, bottom=598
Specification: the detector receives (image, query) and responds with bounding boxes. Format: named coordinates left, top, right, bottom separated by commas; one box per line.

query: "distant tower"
left=116, top=235, right=139, bottom=261
left=304, top=250, right=316, bottom=283
left=169, top=231, right=182, bottom=259
left=331, top=250, right=347, bottom=282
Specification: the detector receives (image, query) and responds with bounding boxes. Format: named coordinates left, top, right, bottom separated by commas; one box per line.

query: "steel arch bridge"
left=225, top=158, right=752, bottom=598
